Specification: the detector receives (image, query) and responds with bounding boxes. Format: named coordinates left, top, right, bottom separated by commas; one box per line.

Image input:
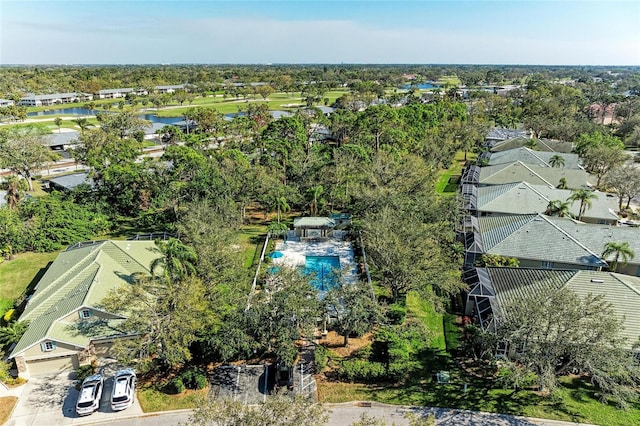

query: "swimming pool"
left=304, top=255, right=341, bottom=291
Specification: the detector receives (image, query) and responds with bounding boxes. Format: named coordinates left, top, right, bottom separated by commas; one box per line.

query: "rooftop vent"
left=590, top=279, right=604, bottom=283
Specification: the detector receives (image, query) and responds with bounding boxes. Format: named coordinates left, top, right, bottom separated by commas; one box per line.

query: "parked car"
left=110, top=368, right=136, bottom=411
left=76, top=374, right=103, bottom=416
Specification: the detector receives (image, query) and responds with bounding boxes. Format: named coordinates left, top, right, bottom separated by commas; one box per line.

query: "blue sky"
left=1, top=1, right=638, bottom=65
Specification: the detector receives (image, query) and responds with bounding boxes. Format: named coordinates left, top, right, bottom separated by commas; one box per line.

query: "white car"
left=110, top=368, right=136, bottom=411
left=76, top=374, right=103, bottom=416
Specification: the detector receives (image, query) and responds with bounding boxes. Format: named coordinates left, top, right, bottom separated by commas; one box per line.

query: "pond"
left=27, top=108, right=183, bottom=125
left=403, top=82, right=440, bottom=90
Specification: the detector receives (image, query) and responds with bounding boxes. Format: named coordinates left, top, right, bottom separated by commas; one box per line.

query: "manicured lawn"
left=318, top=290, right=640, bottom=425
left=0, top=251, right=59, bottom=301
left=435, top=75, right=462, bottom=87
left=405, top=291, right=446, bottom=351
left=237, top=224, right=267, bottom=269
left=435, top=150, right=476, bottom=194
left=137, top=385, right=207, bottom=412
left=0, top=396, right=18, bottom=425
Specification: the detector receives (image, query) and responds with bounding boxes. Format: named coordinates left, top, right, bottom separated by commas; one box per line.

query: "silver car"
left=110, top=368, right=136, bottom=411
left=76, top=373, right=103, bottom=416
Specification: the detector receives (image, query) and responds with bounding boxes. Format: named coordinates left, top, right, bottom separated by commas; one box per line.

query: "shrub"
left=339, top=359, right=386, bottom=382
left=386, top=303, right=406, bottom=325
left=194, top=373, right=207, bottom=390
left=75, top=364, right=96, bottom=384
left=496, top=363, right=539, bottom=391
left=171, top=377, right=185, bottom=393
left=179, top=368, right=207, bottom=390
left=314, top=345, right=328, bottom=372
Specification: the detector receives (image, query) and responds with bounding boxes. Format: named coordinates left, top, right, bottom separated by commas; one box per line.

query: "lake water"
left=403, top=82, right=440, bottom=89
left=27, top=108, right=182, bottom=125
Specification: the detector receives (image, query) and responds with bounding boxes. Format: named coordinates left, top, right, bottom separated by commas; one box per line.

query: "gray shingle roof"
left=475, top=182, right=619, bottom=222
left=485, top=148, right=582, bottom=169
left=486, top=128, right=529, bottom=141
left=479, top=161, right=593, bottom=188
left=483, top=267, right=640, bottom=349
left=489, top=137, right=573, bottom=153
left=476, top=214, right=607, bottom=267
left=45, top=131, right=80, bottom=147
left=545, top=217, right=640, bottom=263
left=48, top=172, right=93, bottom=191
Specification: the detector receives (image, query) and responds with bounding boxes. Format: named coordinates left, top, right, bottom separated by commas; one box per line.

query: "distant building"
left=97, top=88, right=147, bottom=99
left=155, top=84, right=186, bottom=94
left=19, top=92, right=93, bottom=107
left=293, top=217, right=336, bottom=240
left=0, top=99, right=15, bottom=107
left=47, top=172, right=94, bottom=192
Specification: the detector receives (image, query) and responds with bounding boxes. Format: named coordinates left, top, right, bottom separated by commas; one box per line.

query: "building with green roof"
left=293, top=217, right=336, bottom=240
left=466, top=267, right=640, bottom=350
left=470, top=182, right=618, bottom=225
left=9, top=240, right=161, bottom=378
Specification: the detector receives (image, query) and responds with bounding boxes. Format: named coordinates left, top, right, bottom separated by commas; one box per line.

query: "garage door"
left=27, top=355, right=78, bottom=377
left=93, top=342, right=115, bottom=358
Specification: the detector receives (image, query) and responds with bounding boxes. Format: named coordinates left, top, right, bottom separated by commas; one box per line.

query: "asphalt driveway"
left=6, top=367, right=143, bottom=426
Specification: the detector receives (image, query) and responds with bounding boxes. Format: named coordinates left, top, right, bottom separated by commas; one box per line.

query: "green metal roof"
left=11, top=240, right=160, bottom=358
left=293, top=217, right=336, bottom=228
left=484, top=267, right=640, bottom=349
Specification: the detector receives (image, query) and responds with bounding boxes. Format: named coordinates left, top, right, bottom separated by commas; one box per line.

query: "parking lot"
left=5, top=366, right=143, bottom=426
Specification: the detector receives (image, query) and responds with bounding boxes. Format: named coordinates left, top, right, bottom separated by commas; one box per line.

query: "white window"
left=541, top=261, right=554, bottom=269
left=79, top=309, right=92, bottom=319
left=41, top=341, right=56, bottom=352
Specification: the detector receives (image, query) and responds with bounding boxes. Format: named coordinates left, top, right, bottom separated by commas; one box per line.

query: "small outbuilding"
left=293, top=217, right=336, bottom=239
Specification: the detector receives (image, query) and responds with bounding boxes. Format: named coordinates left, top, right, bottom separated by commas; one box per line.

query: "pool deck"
left=273, top=239, right=358, bottom=285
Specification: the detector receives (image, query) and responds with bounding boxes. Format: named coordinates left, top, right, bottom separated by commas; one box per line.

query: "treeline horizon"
left=2, top=63, right=639, bottom=98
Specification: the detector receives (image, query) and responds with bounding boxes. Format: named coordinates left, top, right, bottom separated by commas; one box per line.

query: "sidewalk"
left=324, top=402, right=596, bottom=426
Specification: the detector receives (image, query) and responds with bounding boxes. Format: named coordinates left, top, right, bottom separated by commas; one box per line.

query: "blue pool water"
left=304, top=256, right=340, bottom=292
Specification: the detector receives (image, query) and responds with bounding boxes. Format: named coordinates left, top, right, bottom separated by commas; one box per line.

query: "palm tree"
left=307, top=185, right=324, bottom=216
left=0, top=321, right=29, bottom=348
left=73, top=117, right=91, bottom=134
left=275, top=196, right=290, bottom=225
left=2, top=176, right=26, bottom=209
left=544, top=200, right=572, bottom=218
left=54, top=117, right=62, bottom=133
left=150, top=238, right=197, bottom=283
left=602, top=241, right=635, bottom=272
left=557, top=177, right=568, bottom=189
left=549, top=154, right=565, bottom=168
left=567, top=189, right=597, bottom=221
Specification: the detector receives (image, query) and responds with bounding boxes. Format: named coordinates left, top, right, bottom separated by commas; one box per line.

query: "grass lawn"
left=237, top=224, right=267, bottom=269
left=317, top=290, right=640, bottom=425
left=405, top=291, right=446, bottom=351
left=0, top=396, right=18, bottom=425
left=0, top=251, right=59, bottom=302
left=435, top=150, right=476, bottom=195
left=137, top=385, right=207, bottom=412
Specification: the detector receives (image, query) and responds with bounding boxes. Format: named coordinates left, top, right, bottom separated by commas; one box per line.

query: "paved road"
left=69, top=402, right=595, bottom=426
left=5, top=370, right=144, bottom=426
